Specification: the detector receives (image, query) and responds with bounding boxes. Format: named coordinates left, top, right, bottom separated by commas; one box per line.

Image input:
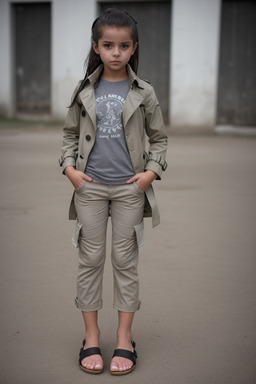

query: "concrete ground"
left=0, top=124, right=255, bottom=384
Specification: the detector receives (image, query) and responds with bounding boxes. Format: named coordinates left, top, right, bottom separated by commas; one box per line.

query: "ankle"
left=116, top=329, right=133, bottom=346
left=85, top=327, right=100, bottom=341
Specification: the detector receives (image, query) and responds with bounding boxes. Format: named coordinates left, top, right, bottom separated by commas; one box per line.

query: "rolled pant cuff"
left=113, top=300, right=141, bottom=312
left=74, top=297, right=103, bottom=312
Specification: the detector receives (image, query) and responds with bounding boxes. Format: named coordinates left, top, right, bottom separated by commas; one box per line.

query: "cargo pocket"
left=134, top=220, right=147, bottom=247
left=72, top=220, right=82, bottom=248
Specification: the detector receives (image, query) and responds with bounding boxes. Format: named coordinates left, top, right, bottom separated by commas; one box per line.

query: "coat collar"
left=85, top=64, right=145, bottom=89
left=127, top=65, right=145, bottom=89
left=79, top=64, right=145, bottom=129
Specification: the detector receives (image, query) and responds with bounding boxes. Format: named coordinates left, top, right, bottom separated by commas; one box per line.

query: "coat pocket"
left=72, top=220, right=82, bottom=248
left=134, top=219, right=147, bottom=247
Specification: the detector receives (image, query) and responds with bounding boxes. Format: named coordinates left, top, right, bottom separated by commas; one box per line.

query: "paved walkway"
left=0, top=125, right=255, bottom=384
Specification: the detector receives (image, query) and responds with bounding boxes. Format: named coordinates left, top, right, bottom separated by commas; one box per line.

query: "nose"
left=113, top=46, right=120, bottom=57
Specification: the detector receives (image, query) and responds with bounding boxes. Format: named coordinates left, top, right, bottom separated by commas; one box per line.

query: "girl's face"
left=93, top=26, right=138, bottom=78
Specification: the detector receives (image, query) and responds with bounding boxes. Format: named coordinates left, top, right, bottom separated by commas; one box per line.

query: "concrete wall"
left=0, top=0, right=13, bottom=116
left=0, top=0, right=222, bottom=132
left=171, top=0, right=221, bottom=131
left=51, top=0, right=96, bottom=118
left=0, top=0, right=96, bottom=119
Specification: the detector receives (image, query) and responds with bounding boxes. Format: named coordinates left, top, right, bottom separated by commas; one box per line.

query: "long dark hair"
left=69, top=8, right=139, bottom=107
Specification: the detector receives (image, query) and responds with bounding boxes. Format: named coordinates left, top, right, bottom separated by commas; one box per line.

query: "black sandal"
left=79, top=339, right=104, bottom=374
left=110, top=340, right=137, bottom=376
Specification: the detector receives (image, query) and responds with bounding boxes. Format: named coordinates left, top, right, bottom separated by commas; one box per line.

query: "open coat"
left=59, top=64, right=168, bottom=228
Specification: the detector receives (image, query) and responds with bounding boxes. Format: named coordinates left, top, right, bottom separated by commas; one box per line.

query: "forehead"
left=99, top=26, right=133, bottom=42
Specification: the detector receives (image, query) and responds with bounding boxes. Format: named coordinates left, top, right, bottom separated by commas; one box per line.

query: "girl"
left=59, top=8, right=168, bottom=376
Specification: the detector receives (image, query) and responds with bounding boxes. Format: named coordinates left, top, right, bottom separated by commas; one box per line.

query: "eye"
left=103, top=43, right=111, bottom=48
left=121, top=44, right=129, bottom=49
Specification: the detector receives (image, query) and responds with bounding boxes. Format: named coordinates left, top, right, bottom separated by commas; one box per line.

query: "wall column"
left=170, top=0, right=221, bottom=132
left=51, top=0, right=96, bottom=119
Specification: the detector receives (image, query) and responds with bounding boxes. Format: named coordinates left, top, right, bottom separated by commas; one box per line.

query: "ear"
left=92, top=41, right=99, bottom=54
left=132, top=42, right=138, bottom=55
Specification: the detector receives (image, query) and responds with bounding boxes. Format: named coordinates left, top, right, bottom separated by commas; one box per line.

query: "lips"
left=111, top=61, right=121, bottom=65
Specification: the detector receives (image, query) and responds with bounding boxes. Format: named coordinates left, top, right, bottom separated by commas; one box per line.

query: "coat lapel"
left=78, top=64, right=144, bottom=130
left=79, top=87, right=97, bottom=130
left=123, top=89, right=144, bottom=128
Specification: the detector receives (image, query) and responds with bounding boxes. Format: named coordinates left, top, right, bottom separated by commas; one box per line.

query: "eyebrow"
left=102, top=40, right=132, bottom=44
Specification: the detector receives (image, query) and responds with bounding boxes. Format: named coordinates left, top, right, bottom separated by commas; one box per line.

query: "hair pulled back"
left=70, top=8, right=139, bottom=107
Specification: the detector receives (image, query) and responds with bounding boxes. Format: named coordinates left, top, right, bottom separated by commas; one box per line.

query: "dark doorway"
left=13, top=3, right=51, bottom=114
left=99, top=1, right=171, bottom=123
left=217, top=0, right=256, bottom=126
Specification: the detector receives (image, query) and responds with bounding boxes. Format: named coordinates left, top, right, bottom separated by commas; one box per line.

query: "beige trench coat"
left=59, top=65, right=168, bottom=228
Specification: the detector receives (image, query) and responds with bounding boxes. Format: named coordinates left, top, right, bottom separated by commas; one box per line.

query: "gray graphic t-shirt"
left=85, top=77, right=135, bottom=184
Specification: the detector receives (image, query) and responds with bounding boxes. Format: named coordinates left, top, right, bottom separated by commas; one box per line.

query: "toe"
left=82, top=358, right=87, bottom=368
left=110, top=361, right=119, bottom=371
left=82, top=356, right=103, bottom=371
left=111, top=357, right=133, bottom=373
left=82, top=358, right=91, bottom=369
left=122, top=361, right=132, bottom=371
left=95, top=360, right=103, bottom=370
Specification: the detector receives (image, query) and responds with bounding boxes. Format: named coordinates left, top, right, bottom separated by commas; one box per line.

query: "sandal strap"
left=79, top=339, right=102, bottom=364
left=79, top=347, right=102, bottom=362
left=112, top=348, right=137, bottom=365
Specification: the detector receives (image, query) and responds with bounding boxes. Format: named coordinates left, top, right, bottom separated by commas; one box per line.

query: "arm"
left=65, top=166, right=92, bottom=189
left=59, top=86, right=81, bottom=173
left=127, top=86, right=168, bottom=192
left=144, top=87, right=168, bottom=180
left=59, top=85, right=93, bottom=189
left=126, top=169, right=157, bottom=192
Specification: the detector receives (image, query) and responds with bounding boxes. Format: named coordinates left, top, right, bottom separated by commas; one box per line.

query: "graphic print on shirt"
left=85, top=77, right=134, bottom=184
left=96, top=94, right=125, bottom=138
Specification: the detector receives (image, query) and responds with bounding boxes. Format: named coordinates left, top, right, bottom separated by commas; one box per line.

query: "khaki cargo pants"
left=72, top=180, right=146, bottom=313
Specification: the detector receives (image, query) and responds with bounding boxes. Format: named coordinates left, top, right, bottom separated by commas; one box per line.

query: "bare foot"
left=110, top=338, right=135, bottom=373
left=80, top=331, right=103, bottom=372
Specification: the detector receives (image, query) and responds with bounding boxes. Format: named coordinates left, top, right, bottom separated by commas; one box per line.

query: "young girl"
left=59, top=8, right=167, bottom=376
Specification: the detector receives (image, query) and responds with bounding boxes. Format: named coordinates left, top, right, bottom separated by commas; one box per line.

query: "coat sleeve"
left=144, top=86, right=168, bottom=179
left=59, top=85, right=81, bottom=174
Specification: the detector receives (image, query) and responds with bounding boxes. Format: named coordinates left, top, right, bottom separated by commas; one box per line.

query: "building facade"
left=0, top=0, right=255, bottom=132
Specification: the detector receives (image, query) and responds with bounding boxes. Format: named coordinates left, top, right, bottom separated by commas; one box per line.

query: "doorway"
left=217, top=0, right=256, bottom=126
left=13, top=3, right=51, bottom=114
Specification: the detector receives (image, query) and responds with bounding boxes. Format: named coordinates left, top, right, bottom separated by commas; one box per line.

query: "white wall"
left=52, top=0, right=96, bottom=118
left=0, top=0, right=96, bottom=119
left=0, top=0, right=222, bottom=129
left=171, top=0, right=221, bottom=131
left=0, top=0, right=13, bottom=116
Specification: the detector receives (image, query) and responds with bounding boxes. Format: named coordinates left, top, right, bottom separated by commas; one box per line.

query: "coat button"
left=82, top=110, right=86, bottom=117
left=80, top=155, right=84, bottom=159
left=86, top=135, right=91, bottom=141
left=143, top=154, right=145, bottom=159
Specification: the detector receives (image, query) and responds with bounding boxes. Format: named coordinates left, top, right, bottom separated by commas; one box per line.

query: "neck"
left=102, top=67, right=128, bottom=82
